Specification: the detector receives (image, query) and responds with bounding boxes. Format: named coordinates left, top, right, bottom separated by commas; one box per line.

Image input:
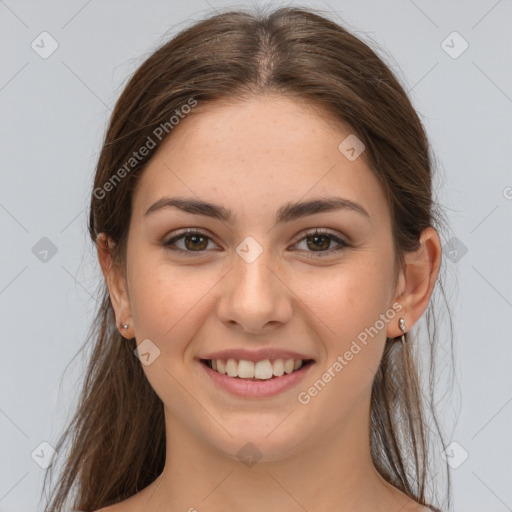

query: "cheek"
left=292, top=260, right=394, bottom=429
left=128, top=258, right=218, bottom=350
left=302, top=258, right=393, bottom=336
left=127, top=263, right=217, bottom=413
left=306, top=257, right=393, bottom=383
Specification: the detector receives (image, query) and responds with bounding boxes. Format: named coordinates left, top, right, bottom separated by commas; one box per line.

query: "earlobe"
left=96, top=233, right=133, bottom=337
left=387, top=227, right=442, bottom=338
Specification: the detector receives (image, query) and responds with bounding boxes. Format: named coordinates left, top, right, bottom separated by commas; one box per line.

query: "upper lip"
left=199, top=348, right=315, bottom=362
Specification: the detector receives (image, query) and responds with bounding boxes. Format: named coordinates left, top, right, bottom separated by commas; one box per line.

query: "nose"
left=215, top=247, right=293, bottom=334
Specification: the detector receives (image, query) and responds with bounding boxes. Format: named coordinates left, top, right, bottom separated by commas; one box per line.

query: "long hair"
left=42, top=5, right=454, bottom=511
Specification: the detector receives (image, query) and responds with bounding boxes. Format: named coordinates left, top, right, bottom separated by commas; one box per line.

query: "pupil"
left=308, top=235, right=329, bottom=251
left=185, top=235, right=207, bottom=251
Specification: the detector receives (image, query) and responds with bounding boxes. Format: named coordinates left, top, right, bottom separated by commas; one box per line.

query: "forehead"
left=132, top=94, right=388, bottom=223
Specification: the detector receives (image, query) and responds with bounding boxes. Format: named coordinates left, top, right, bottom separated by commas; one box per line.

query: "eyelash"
left=162, top=228, right=349, bottom=258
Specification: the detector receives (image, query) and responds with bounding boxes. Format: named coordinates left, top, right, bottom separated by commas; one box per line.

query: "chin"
left=206, top=417, right=311, bottom=464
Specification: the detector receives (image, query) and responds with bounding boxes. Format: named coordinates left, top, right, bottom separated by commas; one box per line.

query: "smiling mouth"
left=200, top=358, right=314, bottom=381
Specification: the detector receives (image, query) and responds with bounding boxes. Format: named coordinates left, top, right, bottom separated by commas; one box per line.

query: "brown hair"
left=42, top=5, right=454, bottom=511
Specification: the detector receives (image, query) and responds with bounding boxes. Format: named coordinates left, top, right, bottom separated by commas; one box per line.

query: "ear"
left=96, top=232, right=133, bottom=339
left=386, top=227, right=442, bottom=338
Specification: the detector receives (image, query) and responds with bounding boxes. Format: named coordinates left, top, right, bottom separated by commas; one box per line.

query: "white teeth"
left=237, top=359, right=255, bottom=378
left=284, top=359, right=295, bottom=374
left=272, top=359, right=284, bottom=376
left=254, top=360, right=273, bottom=379
left=225, top=358, right=238, bottom=377
left=217, top=359, right=226, bottom=375
left=208, top=358, right=307, bottom=380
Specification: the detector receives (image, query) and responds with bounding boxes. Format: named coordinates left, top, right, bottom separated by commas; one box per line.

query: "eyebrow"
left=144, top=196, right=370, bottom=224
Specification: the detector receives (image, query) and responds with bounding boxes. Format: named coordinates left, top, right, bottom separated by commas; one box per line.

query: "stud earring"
left=122, top=323, right=129, bottom=330
left=398, top=317, right=406, bottom=344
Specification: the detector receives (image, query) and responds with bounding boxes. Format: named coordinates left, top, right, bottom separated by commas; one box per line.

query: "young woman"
left=43, top=6, right=452, bottom=512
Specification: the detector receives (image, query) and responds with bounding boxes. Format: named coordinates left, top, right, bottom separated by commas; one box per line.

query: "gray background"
left=1, top=0, right=511, bottom=511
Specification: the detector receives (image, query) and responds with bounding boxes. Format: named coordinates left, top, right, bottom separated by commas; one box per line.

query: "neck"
left=141, top=397, right=408, bottom=512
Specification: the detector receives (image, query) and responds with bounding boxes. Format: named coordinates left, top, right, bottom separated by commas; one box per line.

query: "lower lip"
left=199, top=360, right=315, bottom=398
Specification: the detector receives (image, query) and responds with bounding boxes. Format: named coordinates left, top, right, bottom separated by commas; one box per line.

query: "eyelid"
left=162, top=228, right=220, bottom=255
left=162, top=227, right=349, bottom=257
left=292, top=227, right=347, bottom=245
left=290, top=228, right=349, bottom=258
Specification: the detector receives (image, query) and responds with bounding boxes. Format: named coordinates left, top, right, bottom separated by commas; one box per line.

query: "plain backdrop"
left=1, top=0, right=511, bottom=511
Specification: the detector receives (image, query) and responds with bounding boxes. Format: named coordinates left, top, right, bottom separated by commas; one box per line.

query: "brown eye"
left=183, top=234, right=209, bottom=251
left=163, top=229, right=216, bottom=255
left=305, top=234, right=331, bottom=251
left=163, top=228, right=349, bottom=258
left=293, top=229, right=349, bottom=258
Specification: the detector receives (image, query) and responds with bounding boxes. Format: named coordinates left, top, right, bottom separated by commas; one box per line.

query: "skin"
left=96, top=94, right=441, bottom=512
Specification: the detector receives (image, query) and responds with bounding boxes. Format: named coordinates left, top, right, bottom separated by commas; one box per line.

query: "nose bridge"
left=232, top=238, right=280, bottom=304
left=216, top=235, right=292, bottom=331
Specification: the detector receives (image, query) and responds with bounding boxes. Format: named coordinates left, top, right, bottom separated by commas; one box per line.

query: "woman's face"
left=118, top=94, right=403, bottom=461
